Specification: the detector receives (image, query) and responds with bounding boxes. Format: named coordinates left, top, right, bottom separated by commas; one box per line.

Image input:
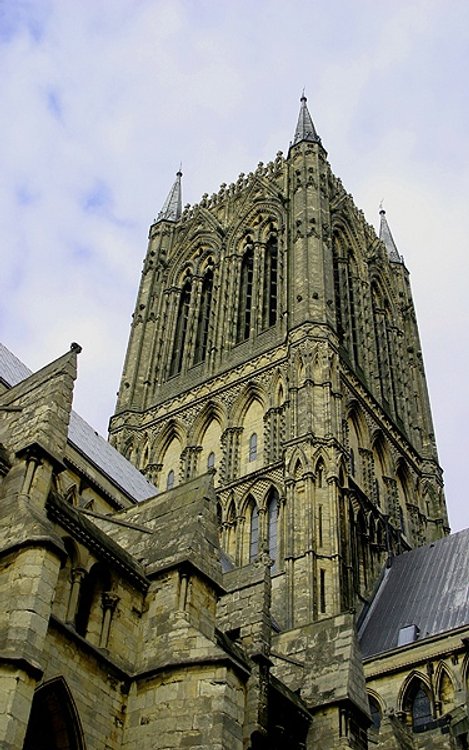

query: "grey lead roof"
left=0, top=342, right=157, bottom=503
left=359, top=528, right=469, bottom=658
left=379, top=208, right=402, bottom=263
left=292, top=94, right=322, bottom=146
left=156, top=169, right=183, bottom=223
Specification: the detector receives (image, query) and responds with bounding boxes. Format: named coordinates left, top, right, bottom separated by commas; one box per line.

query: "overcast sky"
left=1, top=0, right=468, bottom=530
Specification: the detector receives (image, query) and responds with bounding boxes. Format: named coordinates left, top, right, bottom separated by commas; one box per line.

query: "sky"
left=1, top=0, right=468, bottom=530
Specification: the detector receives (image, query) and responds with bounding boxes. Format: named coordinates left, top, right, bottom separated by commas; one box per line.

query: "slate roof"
left=359, top=528, right=469, bottom=658
left=0, top=342, right=157, bottom=503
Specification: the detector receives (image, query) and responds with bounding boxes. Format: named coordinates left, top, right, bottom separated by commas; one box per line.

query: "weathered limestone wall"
left=123, top=665, right=245, bottom=750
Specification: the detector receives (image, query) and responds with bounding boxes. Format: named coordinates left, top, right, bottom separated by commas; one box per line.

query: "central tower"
left=109, top=95, right=448, bottom=630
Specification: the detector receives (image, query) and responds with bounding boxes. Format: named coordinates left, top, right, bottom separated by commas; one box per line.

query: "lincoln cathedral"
left=1, top=95, right=468, bottom=749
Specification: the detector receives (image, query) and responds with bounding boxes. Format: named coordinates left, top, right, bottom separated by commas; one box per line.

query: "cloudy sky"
left=1, top=0, right=468, bottom=530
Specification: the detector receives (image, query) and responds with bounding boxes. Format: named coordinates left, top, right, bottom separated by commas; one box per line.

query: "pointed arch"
left=396, top=459, right=411, bottom=534
left=314, top=456, right=327, bottom=487
left=367, top=692, right=383, bottom=733
left=435, top=663, right=455, bottom=714
left=154, top=419, right=186, bottom=491
left=400, top=672, right=434, bottom=732
left=23, top=677, right=86, bottom=750
left=286, top=447, right=307, bottom=480
left=246, top=495, right=259, bottom=563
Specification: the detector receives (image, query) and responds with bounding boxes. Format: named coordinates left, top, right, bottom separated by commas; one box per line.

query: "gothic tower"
left=109, top=95, right=448, bottom=630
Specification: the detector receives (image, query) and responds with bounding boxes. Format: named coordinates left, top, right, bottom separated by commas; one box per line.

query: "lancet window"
left=236, top=242, right=254, bottom=342
left=262, top=233, right=278, bottom=328
left=169, top=279, right=192, bottom=376
left=371, top=284, right=397, bottom=414
left=267, top=488, right=279, bottom=570
left=248, top=432, right=258, bottom=462
left=249, top=499, right=259, bottom=562
left=403, top=679, right=433, bottom=732
left=332, top=235, right=361, bottom=367
left=194, top=268, right=213, bottom=364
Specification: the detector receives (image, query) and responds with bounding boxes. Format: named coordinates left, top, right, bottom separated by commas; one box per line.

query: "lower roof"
left=359, top=528, right=469, bottom=658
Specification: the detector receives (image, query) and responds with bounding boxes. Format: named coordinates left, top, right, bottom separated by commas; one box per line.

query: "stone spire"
left=379, top=207, right=402, bottom=263
left=292, top=92, right=322, bottom=146
left=156, top=169, right=182, bottom=223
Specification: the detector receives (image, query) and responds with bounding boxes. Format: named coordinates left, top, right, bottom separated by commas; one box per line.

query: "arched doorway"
left=23, top=677, right=85, bottom=750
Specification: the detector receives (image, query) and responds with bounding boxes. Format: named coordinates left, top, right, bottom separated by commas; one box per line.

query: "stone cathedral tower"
left=110, top=95, right=448, bottom=629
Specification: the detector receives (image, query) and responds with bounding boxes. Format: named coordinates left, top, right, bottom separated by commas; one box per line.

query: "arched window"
left=332, top=236, right=361, bottom=367
left=262, top=234, right=278, bottom=328
left=236, top=243, right=254, bottom=342
left=368, top=695, right=382, bottom=732
left=169, top=279, right=192, bottom=376
left=404, top=679, right=433, bottom=733
left=249, top=501, right=259, bottom=562
left=371, top=285, right=397, bottom=414
left=167, top=469, right=175, bottom=490
left=207, top=451, right=215, bottom=470
left=194, top=268, right=213, bottom=364
left=248, top=432, right=258, bottom=462
left=267, top=489, right=279, bottom=571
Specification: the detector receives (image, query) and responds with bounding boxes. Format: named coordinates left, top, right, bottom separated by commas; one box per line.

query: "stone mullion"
left=236, top=515, right=246, bottom=565
left=327, top=474, right=343, bottom=614
left=206, top=263, right=220, bottom=373
left=256, top=242, right=266, bottom=331
left=210, top=250, right=228, bottom=366
left=66, top=567, right=87, bottom=624
left=258, top=507, right=268, bottom=554
left=303, top=471, right=316, bottom=619
left=100, top=592, right=119, bottom=648
left=277, top=495, right=286, bottom=571
left=250, top=242, right=262, bottom=340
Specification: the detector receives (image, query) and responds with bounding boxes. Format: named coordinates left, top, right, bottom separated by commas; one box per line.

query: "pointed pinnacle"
left=379, top=207, right=402, bottom=263
left=292, top=92, right=322, bottom=146
left=156, top=169, right=183, bottom=223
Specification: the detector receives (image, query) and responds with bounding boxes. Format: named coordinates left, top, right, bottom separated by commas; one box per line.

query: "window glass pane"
left=249, top=433, right=257, bottom=462
left=250, top=505, right=259, bottom=561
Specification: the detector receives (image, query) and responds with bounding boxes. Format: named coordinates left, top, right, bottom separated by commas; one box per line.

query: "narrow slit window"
left=248, top=433, right=257, bottom=462
left=194, top=268, right=213, bottom=364
left=169, top=280, right=192, bottom=376
left=236, top=244, right=254, bottom=342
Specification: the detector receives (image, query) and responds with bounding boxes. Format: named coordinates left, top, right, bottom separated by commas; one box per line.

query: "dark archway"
left=23, top=677, right=85, bottom=750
